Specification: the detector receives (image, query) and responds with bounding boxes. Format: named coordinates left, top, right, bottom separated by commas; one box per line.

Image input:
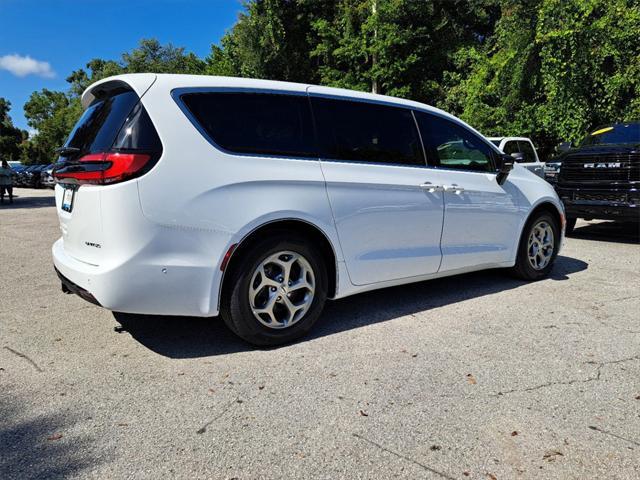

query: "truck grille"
left=574, top=192, right=628, bottom=203
left=558, top=152, right=640, bottom=184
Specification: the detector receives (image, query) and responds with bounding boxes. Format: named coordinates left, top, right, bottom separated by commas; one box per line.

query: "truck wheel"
left=511, top=212, right=560, bottom=280
left=565, top=217, right=577, bottom=236
left=221, top=234, right=328, bottom=347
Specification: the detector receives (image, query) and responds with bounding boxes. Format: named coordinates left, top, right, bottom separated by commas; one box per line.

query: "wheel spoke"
left=253, top=292, right=280, bottom=325
left=281, top=295, right=303, bottom=324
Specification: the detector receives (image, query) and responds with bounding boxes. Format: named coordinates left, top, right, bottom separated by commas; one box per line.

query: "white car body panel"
left=53, top=74, right=564, bottom=317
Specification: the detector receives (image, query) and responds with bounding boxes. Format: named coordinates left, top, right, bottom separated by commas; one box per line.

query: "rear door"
left=415, top=111, right=521, bottom=272
left=55, top=81, right=158, bottom=265
left=309, top=93, right=445, bottom=285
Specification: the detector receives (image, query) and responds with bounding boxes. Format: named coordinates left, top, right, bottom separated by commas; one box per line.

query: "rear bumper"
left=52, top=232, right=230, bottom=317
left=55, top=267, right=101, bottom=306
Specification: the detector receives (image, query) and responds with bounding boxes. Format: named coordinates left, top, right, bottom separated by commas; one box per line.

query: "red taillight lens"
left=54, top=152, right=152, bottom=185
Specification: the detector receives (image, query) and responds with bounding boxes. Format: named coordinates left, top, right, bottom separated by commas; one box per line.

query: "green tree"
left=0, top=98, right=27, bottom=161
left=206, top=0, right=335, bottom=82
left=310, top=0, right=499, bottom=100
left=22, top=90, right=81, bottom=164
left=444, top=0, right=640, bottom=158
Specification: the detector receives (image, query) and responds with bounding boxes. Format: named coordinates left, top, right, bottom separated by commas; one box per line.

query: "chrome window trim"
left=171, top=86, right=499, bottom=175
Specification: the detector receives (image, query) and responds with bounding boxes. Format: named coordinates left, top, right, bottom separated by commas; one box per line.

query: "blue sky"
left=0, top=0, right=242, bottom=130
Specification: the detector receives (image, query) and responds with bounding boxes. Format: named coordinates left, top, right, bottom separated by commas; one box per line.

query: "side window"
left=518, top=141, right=537, bottom=163
left=180, top=92, right=316, bottom=158
left=311, top=97, right=425, bottom=167
left=414, top=111, right=494, bottom=172
left=503, top=141, right=520, bottom=156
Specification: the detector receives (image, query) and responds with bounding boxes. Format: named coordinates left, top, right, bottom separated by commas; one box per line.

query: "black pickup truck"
left=551, top=122, right=639, bottom=233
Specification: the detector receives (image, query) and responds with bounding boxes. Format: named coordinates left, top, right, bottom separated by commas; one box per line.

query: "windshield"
left=581, top=123, right=640, bottom=146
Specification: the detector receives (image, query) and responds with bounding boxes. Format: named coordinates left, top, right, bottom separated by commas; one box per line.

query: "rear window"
left=62, top=87, right=161, bottom=161
left=64, top=90, right=140, bottom=154
left=180, top=92, right=317, bottom=158
left=311, top=97, right=425, bottom=166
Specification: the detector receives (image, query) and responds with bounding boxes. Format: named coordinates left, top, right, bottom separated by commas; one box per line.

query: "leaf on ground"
left=511, top=431, right=518, bottom=436
left=466, top=374, right=477, bottom=385
left=487, top=473, right=497, bottom=480
left=359, top=410, right=368, bottom=417
left=47, top=433, right=63, bottom=441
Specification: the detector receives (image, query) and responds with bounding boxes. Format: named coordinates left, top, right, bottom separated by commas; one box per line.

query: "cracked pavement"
left=1, top=188, right=639, bottom=479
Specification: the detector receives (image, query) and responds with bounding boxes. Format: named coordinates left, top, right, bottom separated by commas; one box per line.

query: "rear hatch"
left=54, top=79, right=162, bottom=265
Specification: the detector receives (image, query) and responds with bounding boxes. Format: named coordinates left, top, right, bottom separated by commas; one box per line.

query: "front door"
left=415, top=111, right=521, bottom=272
left=309, top=93, right=445, bottom=285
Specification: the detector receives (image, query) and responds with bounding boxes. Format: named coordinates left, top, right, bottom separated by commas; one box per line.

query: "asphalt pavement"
left=1, top=188, right=639, bottom=479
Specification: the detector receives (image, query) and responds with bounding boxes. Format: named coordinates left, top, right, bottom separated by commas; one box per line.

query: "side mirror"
left=510, top=152, right=525, bottom=162
left=496, top=155, right=514, bottom=186
left=556, top=141, right=572, bottom=153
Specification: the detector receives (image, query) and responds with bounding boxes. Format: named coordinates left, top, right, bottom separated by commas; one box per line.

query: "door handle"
left=443, top=184, right=465, bottom=194
left=419, top=182, right=444, bottom=193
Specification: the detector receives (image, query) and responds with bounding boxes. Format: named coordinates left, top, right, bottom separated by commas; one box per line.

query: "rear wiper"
left=56, top=146, right=80, bottom=156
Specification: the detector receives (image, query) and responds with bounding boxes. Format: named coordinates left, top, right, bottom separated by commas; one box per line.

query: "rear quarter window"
left=179, top=92, right=317, bottom=158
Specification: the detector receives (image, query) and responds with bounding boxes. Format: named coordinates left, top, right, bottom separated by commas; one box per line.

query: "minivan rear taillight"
left=53, top=152, right=152, bottom=185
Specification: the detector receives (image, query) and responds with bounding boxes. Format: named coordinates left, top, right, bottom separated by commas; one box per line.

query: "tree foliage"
left=0, top=98, right=27, bottom=161
left=444, top=0, right=640, bottom=158
left=12, top=1, right=640, bottom=165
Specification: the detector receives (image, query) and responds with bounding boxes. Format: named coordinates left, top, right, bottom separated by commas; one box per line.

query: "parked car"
left=53, top=74, right=565, bottom=346
left=10, top=163, right=25, bottom=184
left=488, top=137, right=545, bottom=178
left=23, top=164, right=48, bottom=188
left=553, top=122, right=639, bottom=234
left=41, top=164, right=56, bottom=188
left=17, top=165, right=39, bottom=187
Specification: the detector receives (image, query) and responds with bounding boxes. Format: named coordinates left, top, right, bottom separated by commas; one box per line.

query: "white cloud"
left=0, top=54, right=55, bottom=78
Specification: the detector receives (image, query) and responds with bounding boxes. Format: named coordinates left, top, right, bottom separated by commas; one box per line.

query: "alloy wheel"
left=248, top=251, right=315, bottom=329
left=527, top=221, right=555, bottom=270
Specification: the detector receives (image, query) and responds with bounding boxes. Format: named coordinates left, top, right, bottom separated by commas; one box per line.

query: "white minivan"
left=53, top=74, right=565, bottom=345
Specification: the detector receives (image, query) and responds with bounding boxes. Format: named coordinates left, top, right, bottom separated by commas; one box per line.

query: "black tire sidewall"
left=223, top=235, right=328, bottom=346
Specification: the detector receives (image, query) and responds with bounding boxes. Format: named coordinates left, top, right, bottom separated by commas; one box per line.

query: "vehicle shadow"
left=569, top=220, right=639, bottom=245
left=0, top=393, right=102, bottom=479
left=113, top=254, right=588, bottom=358
left=0, top=192, right=56, bottom=210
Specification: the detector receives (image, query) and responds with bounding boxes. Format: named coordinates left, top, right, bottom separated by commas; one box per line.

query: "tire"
left=565, top=217, right=577, bottom=236
left=221, top=234, right=328, bottom=347
left=511, top=212, right=560, bottom=280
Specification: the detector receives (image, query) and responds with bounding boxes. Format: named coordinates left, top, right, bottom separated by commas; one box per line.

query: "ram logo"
left=584, top=162, right=621, bottom=169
